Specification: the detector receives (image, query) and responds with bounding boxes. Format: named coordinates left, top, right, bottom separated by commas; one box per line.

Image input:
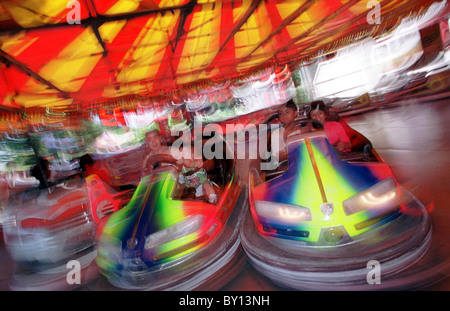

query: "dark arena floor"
left=0, top=95, right=449, bottom=292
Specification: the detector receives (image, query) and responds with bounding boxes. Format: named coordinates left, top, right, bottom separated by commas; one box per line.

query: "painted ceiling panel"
left=0, top=0, right=442, bottom=110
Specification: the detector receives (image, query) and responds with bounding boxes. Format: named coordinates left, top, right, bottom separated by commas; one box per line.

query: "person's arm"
left=334, top=124, right=351, bottom=152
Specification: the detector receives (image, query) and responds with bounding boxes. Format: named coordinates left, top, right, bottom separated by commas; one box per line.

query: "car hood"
left=252, top=136, right=394, bottom=209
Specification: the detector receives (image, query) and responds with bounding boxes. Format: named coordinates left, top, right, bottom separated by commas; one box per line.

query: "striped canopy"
left=0, top=0, right=442, bottom=111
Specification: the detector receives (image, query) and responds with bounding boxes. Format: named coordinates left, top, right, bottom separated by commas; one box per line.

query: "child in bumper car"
left=174, top=132, right=217, bottom=204
left=270, top=100, right=305, bottom=163
left=142, top=126, right=176, bottom=176
left=307, top=100, right=352, bottom=153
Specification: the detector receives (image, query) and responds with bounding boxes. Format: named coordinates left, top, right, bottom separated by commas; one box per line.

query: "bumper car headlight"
left=343, top=177, right=400, bottom=216
left=255, top=201, right=312, bottom=223
left=144, top=214, right=204, bottom=250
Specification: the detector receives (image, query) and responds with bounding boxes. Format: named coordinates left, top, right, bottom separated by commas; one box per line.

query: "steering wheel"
left=142, top=153, right=179, bottom=177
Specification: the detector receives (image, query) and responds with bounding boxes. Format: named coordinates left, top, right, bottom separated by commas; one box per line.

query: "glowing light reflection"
left=360, top=191, right=396, bottom=206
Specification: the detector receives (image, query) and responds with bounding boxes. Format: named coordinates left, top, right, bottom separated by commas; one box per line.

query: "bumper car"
left=29, top=129, right=86, bottom=184
left=240, top=131, right=432, bottom=290
left=96, top=139, right=246, bottom=290
left=86, top=146, right=147, bottom=188
left=2, top=175, right=133, bottom=290
left=0, top=132, right=40, bottom=193
left=85, top=125, right=150, bottom=188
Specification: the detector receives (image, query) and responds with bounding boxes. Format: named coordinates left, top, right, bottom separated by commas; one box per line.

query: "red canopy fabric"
left=0, top=0, right=441, bottom=111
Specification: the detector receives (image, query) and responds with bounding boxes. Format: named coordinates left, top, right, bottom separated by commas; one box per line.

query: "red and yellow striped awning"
left=0, top=0, right=442, bottom=110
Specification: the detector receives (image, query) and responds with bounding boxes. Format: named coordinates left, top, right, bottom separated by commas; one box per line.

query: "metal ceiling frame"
left=0, top=50, right=71, bottom=99
left=0, top=0, right=443, bottom=109
left=297, top=0, right=439, bottom=63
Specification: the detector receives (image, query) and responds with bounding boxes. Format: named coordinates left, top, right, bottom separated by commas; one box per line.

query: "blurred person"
left=308, top=100, right=372, bottom=154
left=142, top=126, right=175, bottom=176
left=176, top=149, right=217, bottom=204
left=270, top=100, right=304, bottom=163
left=144, top=127, right=169, bottom=154
left=175, top=131, right=217, bottom=204
left=339, top=118, right=373, bottom=153
left=307, top=100, right=351, bottom=153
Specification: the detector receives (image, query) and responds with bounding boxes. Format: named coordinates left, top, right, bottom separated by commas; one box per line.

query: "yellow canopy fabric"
left=0, top=0, right=441, bottom=110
